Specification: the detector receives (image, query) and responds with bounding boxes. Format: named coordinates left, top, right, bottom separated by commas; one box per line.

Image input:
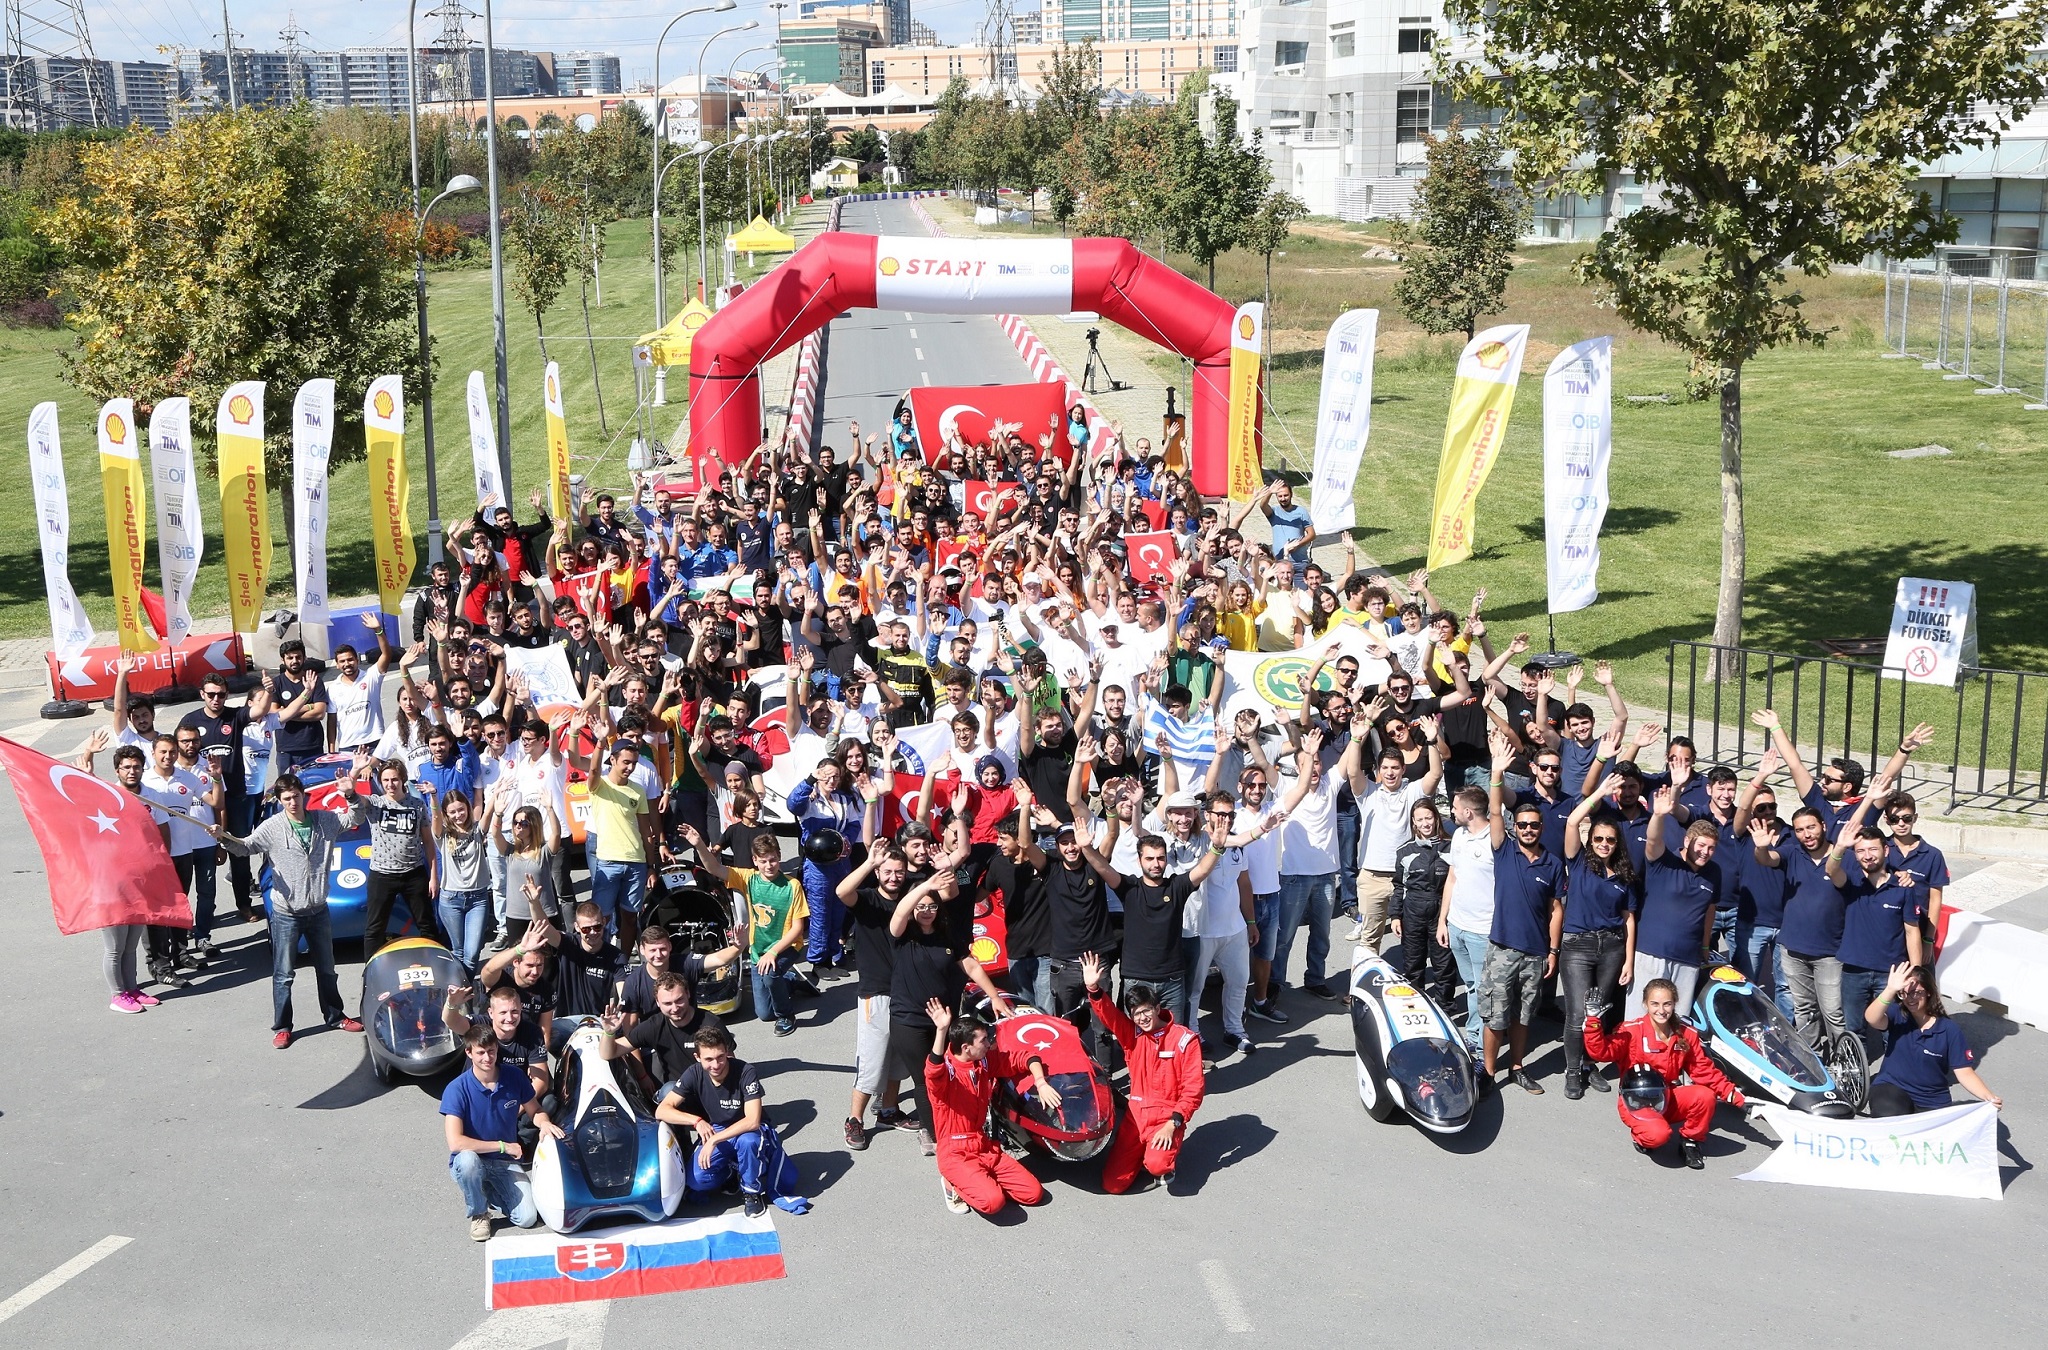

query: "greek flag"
left=1142, top=701, right=1217, bottom=780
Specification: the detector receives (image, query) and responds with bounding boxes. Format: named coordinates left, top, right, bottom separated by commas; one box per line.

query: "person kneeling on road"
left=925, top=999, right=1060, bottom=1216
left=1082, top=952, right=1204, bottom=1194
left=441, top=1025, right=565, bottom=1241
left=653, top=1025, right=794, bottom=1217
left=1581, top=978, right=1746, bottom=1170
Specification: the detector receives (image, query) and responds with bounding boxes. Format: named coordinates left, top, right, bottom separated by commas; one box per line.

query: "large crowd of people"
left=76, top=405, right=2004, bottom=1235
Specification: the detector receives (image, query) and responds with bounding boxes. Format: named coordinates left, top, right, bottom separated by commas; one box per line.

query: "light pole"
left=724, top=45, right=773, bottom=215
left=409, top=174, right=481, bottom=563
left=651, top=145, right=702, bottom=407
left=480, top=0, right=512, bottom=495
left=674, top=21, right=758, bottom=302
left=649, top=0, right=737, bottom=332
left=698, top=135, right=748, bottom=295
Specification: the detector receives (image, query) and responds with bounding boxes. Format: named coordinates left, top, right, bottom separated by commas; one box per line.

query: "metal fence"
left=1881, top=263, right=2048, bottom=408
left=1666, top=642, right=2048, bottom=816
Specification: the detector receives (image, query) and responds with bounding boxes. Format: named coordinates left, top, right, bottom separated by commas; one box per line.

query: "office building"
left=554, top=52, right=623, bottom=95
left=783, top=14, right=887, bottom=96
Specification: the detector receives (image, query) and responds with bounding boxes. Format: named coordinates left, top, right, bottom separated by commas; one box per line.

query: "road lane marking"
left=1199, top=1260, right=1251, bottom=1333
left=904, top=312, right=914, bottom=321
left=0, top=1236, right=132, bottom=1326
left=921, top=372, right=931, bottom=385
left=914, top=349, right=925, bottom=360
left=908, top=328, right=917, bottom=338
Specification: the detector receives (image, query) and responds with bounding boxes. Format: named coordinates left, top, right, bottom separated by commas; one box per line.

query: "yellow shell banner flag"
left=365, top=376, right=413, bottom=618
left=1426, top=324, right=1530, bottom=570
left=96, top=398, right=154, bottom=653
left=216, top=381, right=269, bottom=632
left=1225, top=301, right=1264, bottom=503
left=544, top=362, right=571, bottom=523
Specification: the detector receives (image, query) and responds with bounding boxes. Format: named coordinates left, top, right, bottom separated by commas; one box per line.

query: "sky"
left=83, top=1, right=993, bottom=82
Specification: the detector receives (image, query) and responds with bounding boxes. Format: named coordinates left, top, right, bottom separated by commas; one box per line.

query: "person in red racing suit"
left=1082, top=952, right=1205, bottom=1193
left=1582, top=976, right=1747, bottom=1168
left=924, top=999, right=1062, bottom=1215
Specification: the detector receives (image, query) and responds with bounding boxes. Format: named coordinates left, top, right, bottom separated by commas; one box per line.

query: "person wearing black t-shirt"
left=535, top=903, right=626, bottom=1019
left=615, top=927, right=740, bottom=1022
left=270, top=639, right=329, bottom=772
left=179, top=672, right=263, bottom=919
left=884, top=876, right=1015, bottom=1159
left=443, top=983, right=550, bottom=1102
left=478, top=930, right=559, bottom=1047
left=835, top=846, right=925, bottom=1148
left=1110, top=835, right=1225, bottom=1030
left=979, top=815, right=1052, bottom=1010
left=1043, top=816, right=1127, bottom=1061
left=654, top=1026, right=787, bottom=1215
left=597, top=975, right=732, bottom=1083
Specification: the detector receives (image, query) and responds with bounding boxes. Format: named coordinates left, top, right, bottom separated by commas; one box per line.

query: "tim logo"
left=554, top=1241, right=627, bottom=1281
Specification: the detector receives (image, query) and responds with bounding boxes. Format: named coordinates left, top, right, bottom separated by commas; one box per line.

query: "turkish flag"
left=1126, top=531, right=1177, bottom=586
left=908, top=384, right=1072, bottom=466
left=1136, top=499, right=1167, bottom=530
left=964, top=480, right=1023, bottom=518
left=880, top=773, right=924, bottom=838
left=0, top=736, right=191, bottom=935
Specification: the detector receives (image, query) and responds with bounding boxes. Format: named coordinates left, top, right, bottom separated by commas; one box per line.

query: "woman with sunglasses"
left=1883, top=792, right=1950, bottom=951
left=1865, top=961, right=2000, bottom=1116
left=1558, top=787, right=1639, bottom=1099
left=491, top=793, right=562, bottom=939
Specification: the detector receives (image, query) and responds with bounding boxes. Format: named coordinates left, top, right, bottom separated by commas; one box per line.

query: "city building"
left=782, top=14, right=887, bottom=96
left=108, top=60, right=174, bottom=130
left=801, top=0, right=909, bottom=46
left=0, top=55, right=115, bottom=129
left=1046, top=0, right=1238, bottom=43
left=554, top=52, right=624, bottom=96
left=866, top=35, right=1229, bottom=101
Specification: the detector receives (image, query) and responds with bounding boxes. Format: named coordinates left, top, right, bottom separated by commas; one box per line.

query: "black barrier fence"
left=1665, top=642, right=2048, bottom=815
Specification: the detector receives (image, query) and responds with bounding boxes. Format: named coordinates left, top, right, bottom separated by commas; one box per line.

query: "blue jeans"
left=1335, top=810, right=1361, bottom=917
left=752, top=951, right=796, bottom=1022
left=270, top=906, right=344, bottom=1032
left=1275, top=872, right=1335, bottom=989
left=1841, top=965, right=1889, bottom=1057
left=1008, top=954, right=1053, bottom=1011
left=1251, top=893, right=1281, bottom=964
left=1710, top=909, right=1738, bottom=964
left=685, top=1124, right=791, bottom=1197
left=588, top=858, right=647, bottom=930
left=1447, top=923, right=1490, bottom=1043
left=1735, top=921, right=1793, bottom=1024
left=437, top=887, right=491, bottom=975
left=449, top=1151, right=538, bottom=1225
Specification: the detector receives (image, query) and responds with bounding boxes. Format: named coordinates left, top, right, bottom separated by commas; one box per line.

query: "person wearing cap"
left=874, top=614, right=935, bottom=729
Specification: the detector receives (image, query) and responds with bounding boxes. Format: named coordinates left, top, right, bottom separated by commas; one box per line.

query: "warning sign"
left=1881, top=577, right=1978, bottom=687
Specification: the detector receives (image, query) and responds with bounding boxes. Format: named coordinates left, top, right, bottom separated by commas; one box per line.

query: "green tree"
left=839, top=126, right=885, bottom=166
left=802, top=111, right=833, bottom=172
left=1032, top=40, right=1101, bottom=221
left=1160, top=86, right=1268, bottom=290
left=1242, top=188, right=1309, bottom=324
left=504, top=179, right=581, bottom=362
left=1390, top=123, right=1521, bottom=341
left=41, top=106, right=421, bottom=483
left=1448, top=0, right=2048, bottom=663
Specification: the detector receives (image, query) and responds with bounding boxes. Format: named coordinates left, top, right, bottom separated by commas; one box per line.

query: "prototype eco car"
left=1688, top=965, right=1859, bottom=1118
left=530, top=1016, right=687, bottom=1233
left=261, top=754, right=413, bottom=944
left=1347, top=947, right=1480, bottom=1134
left=986, top=1005, right=1116, bottom=1163
left=360, top=937, right=467, bottom=1081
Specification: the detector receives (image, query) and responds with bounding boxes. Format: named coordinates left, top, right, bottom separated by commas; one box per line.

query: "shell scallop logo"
left=372, top=389, right=395, bottom=420
left=546, top=372, right=558, bottom=401
left=103, top=411, right=128, bottom=445
left=969, top=935, right=999, bottom=965
left=878, top=256, right=901, bottom=276
left=227, top=393, right=256, bottom=426
left=1472, top=341, right=1511, bottom=371
left=1237, top=314, right=1256, bottom=340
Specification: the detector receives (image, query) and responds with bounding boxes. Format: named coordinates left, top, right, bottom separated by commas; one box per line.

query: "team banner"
left=1225, top=301, right=1263, bottom=503
left=1426, top=323, right=1530, bottom=570
left=1219, top=624, right=1394, bottom=725
left=28, top=402, right=96, bottom=659
left=292, top=379, right=335, bottom=639
left=1739, top=1102, right=2001, bottom=1200
left=364, top=376, right=414, bottom=618
left=96, top=398, right=153, bottom=653
left=871, top=235, right=1075, bottom=314
left=1125, top=531, right=1176, bottom=587
left=465, top=369, right=502, bottom=510
left=147, top=398, right=200, bottom=646
left=1310, top=308, right=1378, bottom=533
left=504, top=644, right=581, bottom=708
left=1542, top=337, right=1612, bottom=614
left=217, top=380, right=269, bottom=633
left=908, top=384, right=1071, bottom=467
left=486, top=1213, right=785, bottom=1308
left=544, top=362, right=571, bottom=523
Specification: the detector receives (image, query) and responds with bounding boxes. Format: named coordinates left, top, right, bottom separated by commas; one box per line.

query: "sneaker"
left=273, top=1029, right=293, bottom=1050
left=1246, top=998, right=1289, bottom=1025
left=1512, top=1069, right=1544, bottom=1095
left=1584, top=1067, right=1613, bottom=1094
left=154, top=968, right=191, bottom=989
left=742, top=1192, right=767, bottom=1217
left=920, top=1128, right=936, bottom=1157
left=175, top=950, right=206, bottom=971
left=1302, top=982, right=1343, bottom=1003
left=1682, top=1139, right=1704, bottom=1170
left=1563, top=1071, right=1585, bottom=1101
left=1236, top=1034, right=1258, bottom=1056
left=1462, top=1034, right=1483, bottom=1059
left=334, top=1016, right=365, bottom=1033
left=774, top=1017, right=797, bottom=1037
left=109, top=992, right=144, bottom=1014
left=1344, top=920, right=1366, bottom=943
left=1633, top=1141, right=1651, bottom=1157
left=877, top=1108, right=920, bottom=1133
left=125, top=989, right=160, bottom=1007
left=844, top=1116, right=869, bottom=1151
left=941, top=1177, right=969, bottom=1214
left=469, top=1217, right=493, bottom=1242
left=193, top=938, right=216, bottom=957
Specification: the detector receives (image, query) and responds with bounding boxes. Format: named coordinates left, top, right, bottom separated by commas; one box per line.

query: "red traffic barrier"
left=48, top=633, right=246, bottom=704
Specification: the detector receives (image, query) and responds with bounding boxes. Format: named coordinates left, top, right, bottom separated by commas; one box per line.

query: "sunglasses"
left=1890, top=812, right=1917, bottom=822
left=1534, top=763, right=1562, bottom=772
left=575, top=924, right=605, bottom=936
left=1819, top=772, right=1846, bottom=784
left=1514, top=820, right=1543, bottom=830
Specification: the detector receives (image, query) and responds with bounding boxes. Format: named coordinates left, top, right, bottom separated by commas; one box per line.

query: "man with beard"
left=477, top=925, right=560, bottom=1047
left=596, top=975, right=733, bottom=1083
left=874, top=616, right=935, bottom=728
left=527, top=902, right=629, bottom=1020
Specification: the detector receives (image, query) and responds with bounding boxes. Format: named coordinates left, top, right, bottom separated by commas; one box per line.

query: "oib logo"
left=1237, top=314, right=1256, bottom=340
left=103, top=411, right=128, bottom=445
left=227, top=393, right=256, bottom=426
left=1472, top=341, right=1512, bottom=371
left=1251, top=655, right=1337, bottom=710
left=878, top=256, right=901, bottom=276
left=372, top=388, right=395, bottom=420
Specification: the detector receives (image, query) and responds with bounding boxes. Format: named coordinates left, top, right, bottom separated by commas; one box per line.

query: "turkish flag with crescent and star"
left=0, top=735, right=191, bottom=934
left=1125, top=531, right=1177, bottom=587
left=908, top=384, right=1073, bottom=467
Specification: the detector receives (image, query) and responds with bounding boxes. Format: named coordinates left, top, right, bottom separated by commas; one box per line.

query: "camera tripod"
left=1082, top=327, right=1132, bottom=393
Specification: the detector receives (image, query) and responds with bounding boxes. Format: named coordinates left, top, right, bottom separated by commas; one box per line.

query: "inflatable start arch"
left=686, top=232, right=1252, bottom=496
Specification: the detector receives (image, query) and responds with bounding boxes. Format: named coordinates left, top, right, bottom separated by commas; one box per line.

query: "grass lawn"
left=0, top=217, right=787, bottom=641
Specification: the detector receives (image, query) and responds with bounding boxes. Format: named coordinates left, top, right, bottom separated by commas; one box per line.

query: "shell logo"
left=878, top=256, right=901, bottom=276
left=372, top=389, right=395, bottom=420
left=969, top=935, right=999, bottom=965
left=103, top=411, right=128, bottom=445
left=227, top=393, right=256, bottom=426
left=1237, top=314, right=1256, bottom=339
left=546, top=372, right=559, bottom=400
left=681, top=310, right=707, bottom=333
left=1472, top=341, right=1511, bottom=371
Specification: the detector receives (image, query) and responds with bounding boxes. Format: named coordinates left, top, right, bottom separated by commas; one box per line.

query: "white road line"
left=1946, top=860, right=2048, bottom=914
left=921, top=372, right=931, bottom=385
left=904, top=311, right=914, bottom=321
left=1199, top=1259, right=1251, bottom=1334
left=907, top=328, right=917, bottom=339
left=449, top=1301, right=610, bottom=1350
left=914, top=348, right=925, bottom=361
left=0, top=1236, right=132, bottom=1326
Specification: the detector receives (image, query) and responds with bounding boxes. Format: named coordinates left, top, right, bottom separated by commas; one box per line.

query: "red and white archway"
left=686, top=231, right=1253, bottom=496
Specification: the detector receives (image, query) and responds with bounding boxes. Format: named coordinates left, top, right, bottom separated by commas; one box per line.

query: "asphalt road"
left=3, top=202, right=2047, bottom=1342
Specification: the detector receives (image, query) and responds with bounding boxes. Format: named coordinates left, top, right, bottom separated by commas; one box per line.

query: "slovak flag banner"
left=1125, top=531, right=1176, bottom=587
left=485, top=1213, right=785, bottom=1308
left=0, top=735, right=191, bottom=934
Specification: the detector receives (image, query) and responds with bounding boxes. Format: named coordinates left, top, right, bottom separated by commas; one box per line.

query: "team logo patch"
left=1251, top=656, right=1338, bottom=710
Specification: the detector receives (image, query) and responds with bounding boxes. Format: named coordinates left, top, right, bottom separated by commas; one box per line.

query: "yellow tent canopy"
left=637, top=296, right=715, bottom=369
left=725, top=214, right=797, bottom=254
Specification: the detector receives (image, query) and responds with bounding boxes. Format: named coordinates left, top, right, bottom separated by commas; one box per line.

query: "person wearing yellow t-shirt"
left=1218, top=578, right=1261, bottom=652
left=690, top=827, right=810, bottom=1037
left=1254, top=559, right=1307, bottom=652
left=566, top=710, right=653, bottom=950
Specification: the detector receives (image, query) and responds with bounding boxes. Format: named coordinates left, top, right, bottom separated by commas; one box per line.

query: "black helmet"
left=1620, top=1064, right=1668, bottom=1115
left=801, top=829, right=847, bottom=865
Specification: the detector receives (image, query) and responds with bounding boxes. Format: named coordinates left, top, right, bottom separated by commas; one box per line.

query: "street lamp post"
left=697, top=135, right=748, bottom=296
left=650, top=145, right=703, bottom=408
left=480, top=0, right=512, bottom=495
left=649, top=0, right=737, bottom=334
left=724, top=45, right=773, bottom=217
left=408, top=175, right=480, bottom=562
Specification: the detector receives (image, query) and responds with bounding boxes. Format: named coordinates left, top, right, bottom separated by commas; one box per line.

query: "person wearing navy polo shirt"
left=1674, top=764, right=1751, bottom=963
left=1831, top=825, right=1927, bottom=1059
left=1558, top=787, right=1638, bottom=1099
left=1759, top=800, right=1851, bottom=1053
left=1480, top=734, right=1564, bottom=1094
left=1864, top=962, right=2002, bottom=1117
left=1638, top=734, right=1713, bottom=820
left=1734, top=776, right=1794, bottom=1023
left=1752, top=711, right=1934, bottom=838
left=440, top=1026, right=564, bottom=1242
left=1510, top=740, right=1581, bottom=860
left=1629, top=788, right=1720, bottom=1019
left=1883, top=792, right=1950, bottom=949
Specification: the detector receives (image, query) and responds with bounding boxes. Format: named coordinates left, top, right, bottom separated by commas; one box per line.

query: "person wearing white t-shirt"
left=508, top=720, right=571, bottom=913
left=1352, top=735, right=1447, bottom=951
left=1439, top=786, right=1499, bottom=1050
left=1273, top=727, right=1368, bottom=1003
left=1211, top=756, right=1288, bottom=1025
left=326, top=614, right=400, bottom=753
left=1182, top=793, right=1264, bottom=1061
left=138, top=735, right=222, bottom=983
